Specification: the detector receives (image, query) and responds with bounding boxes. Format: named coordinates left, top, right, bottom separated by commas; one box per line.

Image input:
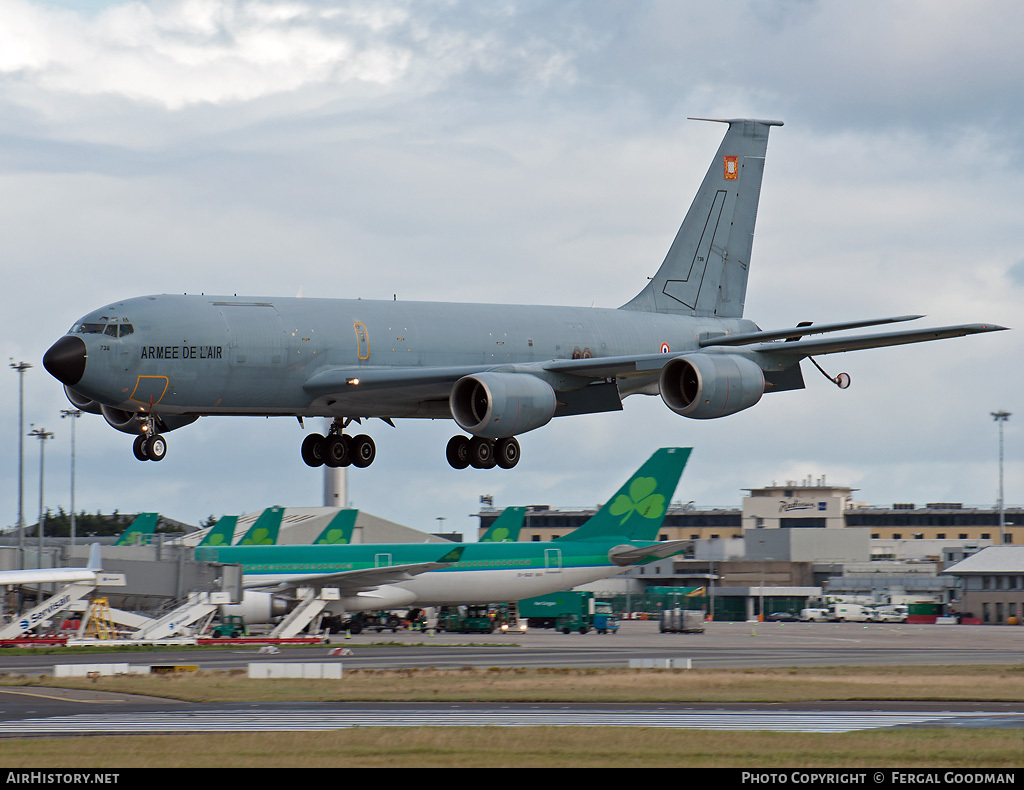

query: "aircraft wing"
left=304, top=365, right=485, bottom=396
left=301, top=320, right=1008, bottom=400
left=0, top=543, right=103, bottom=586
left=608, top=541, right=692, bottom=567
left=243, top=548, right=465, bottom=593
left=747, top=323, right=1007, bottom=357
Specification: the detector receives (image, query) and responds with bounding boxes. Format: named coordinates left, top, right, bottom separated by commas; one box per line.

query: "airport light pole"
left=9, top=360, right=31, bottom=567
left=992, top=411, right=1011, bottom=545
left=29, top=427, right=54, bottom=563
left=61, top=409, right=82, bottom=546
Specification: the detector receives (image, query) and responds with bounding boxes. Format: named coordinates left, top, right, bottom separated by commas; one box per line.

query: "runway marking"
left=2, top=709, right=1019, bottom=735
left=0, top=688, right=128, bottom=705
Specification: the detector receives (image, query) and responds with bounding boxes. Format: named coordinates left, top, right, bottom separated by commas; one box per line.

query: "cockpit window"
left=73, top=321, right=134, bottom=338
left=74, top=323, right=108, bottom=335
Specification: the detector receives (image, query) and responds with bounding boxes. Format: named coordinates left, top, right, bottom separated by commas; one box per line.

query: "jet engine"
left=219, top=592, right=291, bottom=625
left=659, top=354, right=764, bottom=419
left=99, top=405, right=199, bottom=435
left=450, top=372, right=557, bottom=438
left=63, top=386, right=102, bottom=415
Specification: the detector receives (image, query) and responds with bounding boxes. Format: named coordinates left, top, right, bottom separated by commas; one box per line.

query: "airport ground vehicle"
left=593, top=601, right=619, bottom=635
left=436, top=605, right=495, bottom=634
left=800, top=608, right=830, bottom=622
left=659, top=609, right=705, bottom=633
left=828, top=603, right=873, bottom=622
left=210, top=615, right=247, bottom=638
left=872, top=605, right=909, bottom=623
left=519, top=591, right=594, bottom=630
left=767, top=611, right=800, bottom=622
left=518, top=591, right=618, bottom=634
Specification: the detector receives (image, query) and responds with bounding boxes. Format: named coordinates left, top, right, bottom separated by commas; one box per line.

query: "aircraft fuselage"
left=54, top=293, right=757, bottom=419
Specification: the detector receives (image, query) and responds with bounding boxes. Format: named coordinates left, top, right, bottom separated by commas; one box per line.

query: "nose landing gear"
left=132, top=424, right=165, bottom=461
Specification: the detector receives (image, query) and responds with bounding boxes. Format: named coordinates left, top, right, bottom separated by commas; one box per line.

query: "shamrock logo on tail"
left=609, top=477, right=666, bottom=525
left=316, top=529, right=349, bottom=545
left=241, top=528, right=274, bottom=545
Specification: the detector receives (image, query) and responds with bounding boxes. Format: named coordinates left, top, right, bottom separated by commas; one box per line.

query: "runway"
left=4, top=620, right=1024, bottom=675
left=2, top=621, right=1023, bottom=735
left=4, top=701, right=1024, bottom=736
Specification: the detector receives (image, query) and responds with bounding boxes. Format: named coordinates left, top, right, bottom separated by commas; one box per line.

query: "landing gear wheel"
left=325, top=434, right=352, bottom=467
left=495, top=437, right=520, bottom=469
left=446, top=435, right=470, bottom=469
left=469, top=437, right=496, bottom=469
left=133, top=435, right=149, bottom=462
left=350, top=434, right=376, bottom=468
left=301, top=433, right=326, bottom=467
left=144, top=434, right=167, bottom=462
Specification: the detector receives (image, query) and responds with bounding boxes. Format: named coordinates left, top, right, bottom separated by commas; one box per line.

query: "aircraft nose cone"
left=43, top=335, right=87, bottom=386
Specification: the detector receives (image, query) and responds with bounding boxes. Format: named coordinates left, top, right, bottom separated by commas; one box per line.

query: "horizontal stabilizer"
left=752, top=323, right=1008, bottom=357
left=608, top=540, right=692, bottom=566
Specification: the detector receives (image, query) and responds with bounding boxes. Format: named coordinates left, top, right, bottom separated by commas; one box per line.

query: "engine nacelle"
left=450, top=372, right=556, bottom=438
left=64, top=386, right=102, bottom=415
left=659, top=354, right=764, bottom=419
left=339, top=584, right=419, bottom=612
left=219, top=592, right=291, bottom=625
left=100, top=405, right=199, bottom=435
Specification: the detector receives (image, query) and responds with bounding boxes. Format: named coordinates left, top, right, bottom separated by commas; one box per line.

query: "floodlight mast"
left=992, top=411, right=1011, bottom=545
left=9, top=360, right=31, bottom=568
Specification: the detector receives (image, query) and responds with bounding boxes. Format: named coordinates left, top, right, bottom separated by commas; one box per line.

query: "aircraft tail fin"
left=557, top=448, right=691, bottom=543
left=313, top=509, right=358, bottom=544
left=621, top=118, right=782, bottom=319
left=114, top=512, right=159, bottom=546
left=237, top=506, right=284, bottom=546
left=86, top=542, right=102, bottom=571
left=479, top=506, right=526, bottom=542
left=197, top=515, right=239, bottom=547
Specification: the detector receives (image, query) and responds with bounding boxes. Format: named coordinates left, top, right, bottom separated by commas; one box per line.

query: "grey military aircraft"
left=43, top=118, right=1006, bottom=470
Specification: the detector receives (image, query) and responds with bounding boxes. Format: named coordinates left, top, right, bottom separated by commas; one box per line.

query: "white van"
left=799, top=608, right=830, bottom=622
left=829, top=603, right=873, bottom=622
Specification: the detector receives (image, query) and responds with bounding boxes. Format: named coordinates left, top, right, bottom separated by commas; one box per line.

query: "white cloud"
left=1, top=0, right=1022, bottom=534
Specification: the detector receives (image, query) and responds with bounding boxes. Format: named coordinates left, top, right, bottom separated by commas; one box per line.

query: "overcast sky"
left=1, top=0, right=1021, bottom=540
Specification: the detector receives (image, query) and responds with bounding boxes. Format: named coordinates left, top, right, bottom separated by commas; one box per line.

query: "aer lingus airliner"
left=42, top=118, right=1006, bottom=469
left=197, top=448, right=691, bottom=622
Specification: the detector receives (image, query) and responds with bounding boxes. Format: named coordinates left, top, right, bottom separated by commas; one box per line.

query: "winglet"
left=86, top=542, right=103, bottom=571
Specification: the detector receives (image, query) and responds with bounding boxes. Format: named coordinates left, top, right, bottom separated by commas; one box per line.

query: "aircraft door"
left=544, top=548, right=562, bottom=574
left=354, top=322, right=369, bottom=361
left=375, top=553, right=392, bottom=568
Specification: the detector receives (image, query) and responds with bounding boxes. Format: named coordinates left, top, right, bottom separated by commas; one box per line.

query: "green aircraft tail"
left=237, top=506, right=284, bottom=545
left=114, top=512, right=160, bottom=546
left=557, top=448, right=691, bottom=543
left=198, top=515, right=239, bottom=547
left=479, top=506, right=526, bottom=542
left=313, top=509, right=358, bottom=544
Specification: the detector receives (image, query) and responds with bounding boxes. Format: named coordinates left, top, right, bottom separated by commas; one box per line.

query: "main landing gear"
left=446, top=435, right=520, bottom=470
left=301, top=428, right=376, bottom=469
